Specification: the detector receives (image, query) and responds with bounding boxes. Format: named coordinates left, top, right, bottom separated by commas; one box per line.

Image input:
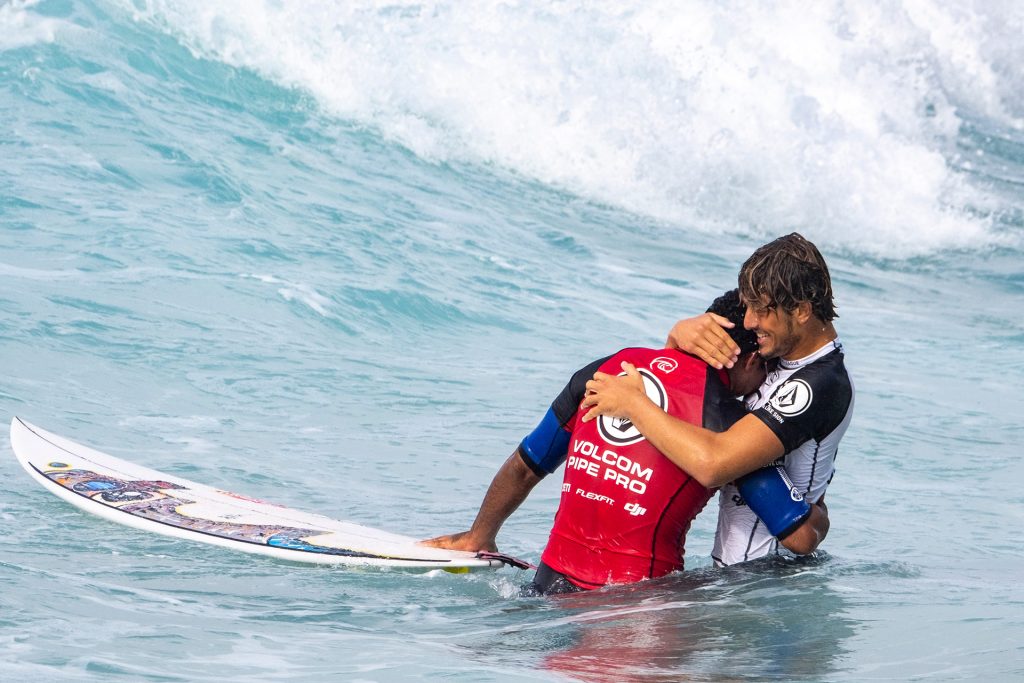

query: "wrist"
left=626, top=392, right=660, bottom=430
left=466, top=527, right=496, bottom=547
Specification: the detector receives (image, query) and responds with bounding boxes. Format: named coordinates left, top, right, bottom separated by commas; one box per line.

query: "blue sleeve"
left=518, top=407, right=572, bottom=477
left=736, top=465, right=811, bottom=539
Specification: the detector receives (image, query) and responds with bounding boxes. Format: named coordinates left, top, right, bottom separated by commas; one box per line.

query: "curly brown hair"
left=738, top=233, right=838, bottom=322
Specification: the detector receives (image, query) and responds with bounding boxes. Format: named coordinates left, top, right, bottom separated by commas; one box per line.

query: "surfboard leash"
left=476, top=551, right=537, bottom=571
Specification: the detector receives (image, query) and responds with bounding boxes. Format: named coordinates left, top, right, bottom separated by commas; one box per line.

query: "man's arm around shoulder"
left=580, top=363, right=785, bottom=487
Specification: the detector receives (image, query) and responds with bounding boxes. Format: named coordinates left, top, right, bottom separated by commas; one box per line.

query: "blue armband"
left=736, top=465, right=811, bottom=540
left=518, top=407, right=571, bottom=477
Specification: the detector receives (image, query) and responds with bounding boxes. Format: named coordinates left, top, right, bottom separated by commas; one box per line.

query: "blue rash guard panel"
left=735, top=465, right=811, bottom=539
left=518, top=407, right=572, bottom=476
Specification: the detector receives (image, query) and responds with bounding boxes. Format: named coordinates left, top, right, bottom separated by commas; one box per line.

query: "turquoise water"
left=2, top=1, right=1023, bottom=680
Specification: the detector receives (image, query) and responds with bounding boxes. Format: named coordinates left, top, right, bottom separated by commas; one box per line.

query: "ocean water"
left=2, top=0, right=1023, bottom=680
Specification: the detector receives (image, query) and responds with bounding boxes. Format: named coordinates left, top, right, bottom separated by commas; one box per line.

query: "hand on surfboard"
left=420, top=530, right=497, bottom=553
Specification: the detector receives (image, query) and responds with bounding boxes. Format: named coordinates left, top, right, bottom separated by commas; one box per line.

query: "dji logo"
left=624, top=502, right=647, bottom=517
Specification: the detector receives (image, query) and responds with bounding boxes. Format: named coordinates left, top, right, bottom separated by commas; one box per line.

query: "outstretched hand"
left=580, top=361, right=649, bottom=423
left=419, top=530, right=497, bottom=553
left=665, top=312, right=740, bottom=369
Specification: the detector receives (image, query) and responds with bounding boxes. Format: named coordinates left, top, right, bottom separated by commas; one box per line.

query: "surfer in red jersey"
left=426, top=286, right=828, bottom=594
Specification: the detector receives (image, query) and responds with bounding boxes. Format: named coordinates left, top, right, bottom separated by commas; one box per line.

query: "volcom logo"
left=651, top=356, right=678, bottom=374
left=597, top=368, right=667, bottom=446
left=769, top=378, right=813, bottom=417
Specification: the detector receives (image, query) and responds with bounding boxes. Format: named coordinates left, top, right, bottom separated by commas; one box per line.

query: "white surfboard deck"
left=10, top=417, right=503, bottom=571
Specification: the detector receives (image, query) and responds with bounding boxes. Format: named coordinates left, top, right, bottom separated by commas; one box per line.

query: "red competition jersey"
left=540, top=348, right=725, bottom=589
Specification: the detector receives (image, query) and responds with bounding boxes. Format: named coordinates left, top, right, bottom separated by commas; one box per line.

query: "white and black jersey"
left=712, top=339, right=854, bottom=566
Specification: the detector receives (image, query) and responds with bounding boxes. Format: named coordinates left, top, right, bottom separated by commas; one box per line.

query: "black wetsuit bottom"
left=520, top=561, right=585, bottom=597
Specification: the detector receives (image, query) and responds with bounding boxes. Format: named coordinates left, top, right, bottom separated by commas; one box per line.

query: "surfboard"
left=9, top=417, right=518, bottom=571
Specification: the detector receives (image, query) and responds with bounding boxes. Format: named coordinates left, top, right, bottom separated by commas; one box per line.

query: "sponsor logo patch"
left=624, top=502, right=648, bottom=516
left=768, top=378, right=813, bottom=417
left=651, top=356, right=678, bottom=374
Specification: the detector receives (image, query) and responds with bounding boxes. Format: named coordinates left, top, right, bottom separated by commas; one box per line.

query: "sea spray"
left=120, top=0, right=1024, bottom=255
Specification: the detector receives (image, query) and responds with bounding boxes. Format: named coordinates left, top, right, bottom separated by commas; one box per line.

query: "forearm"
left=464, top=450, right=543, bottom=545
left=627, top=400, right=781, bottom=487
left=780, top=499, right=829, bottom=555
left=626, top=400, right=727, bottom=487
left=582, top=364, right=784, bottom=487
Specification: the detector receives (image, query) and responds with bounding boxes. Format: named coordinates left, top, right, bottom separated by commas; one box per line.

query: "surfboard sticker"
left=9, top=417, right=504, bottom=570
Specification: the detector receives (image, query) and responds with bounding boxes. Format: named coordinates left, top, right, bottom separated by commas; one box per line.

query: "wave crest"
left=123, top=0, right=1024, bottom=256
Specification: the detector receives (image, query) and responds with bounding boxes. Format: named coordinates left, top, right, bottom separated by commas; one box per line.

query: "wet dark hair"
left=738, top=232, right=838, bottom=322
left=707, top=288, right=759, bottom=355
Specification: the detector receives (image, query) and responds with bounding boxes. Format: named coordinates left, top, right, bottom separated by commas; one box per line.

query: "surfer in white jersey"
left=710, top=339, right=851, bottom=564
left=582, top=233, right=854, bottom=566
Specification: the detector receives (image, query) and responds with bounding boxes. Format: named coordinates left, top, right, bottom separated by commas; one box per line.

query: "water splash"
left=118, top=0, right=1024, bottom=256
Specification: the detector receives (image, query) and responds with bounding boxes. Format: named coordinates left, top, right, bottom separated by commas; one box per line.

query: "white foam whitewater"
left=120, top=0, right=1024, bottom=256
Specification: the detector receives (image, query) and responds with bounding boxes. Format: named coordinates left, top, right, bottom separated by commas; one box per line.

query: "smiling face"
left=742, top=296, right=801, bottom=360
left=738, top=234, right=839, bottom=361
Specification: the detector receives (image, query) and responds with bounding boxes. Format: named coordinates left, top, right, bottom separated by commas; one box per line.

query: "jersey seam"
left=649, top=477, right=692, bottom=578
left=805, top=440, right=821, bottom=496
left=743, top=518, right=761, bottom=562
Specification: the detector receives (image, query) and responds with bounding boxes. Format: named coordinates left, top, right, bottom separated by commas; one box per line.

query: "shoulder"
left=779, top=347, right=853, bottom=409
left=552, top=354, right=614, bottom=423
left=755, top=347, right=853, bottom=448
